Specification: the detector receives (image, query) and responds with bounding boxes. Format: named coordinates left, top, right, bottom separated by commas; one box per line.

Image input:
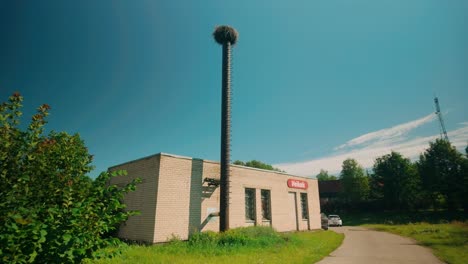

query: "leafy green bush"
left=0, top=93, right=140, bottom=263
left=188, top=231, right=218, bottom=247
left=217, top=230, right=251, bottom=246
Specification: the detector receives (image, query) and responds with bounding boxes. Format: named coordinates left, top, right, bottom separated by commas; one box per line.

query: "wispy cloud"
left=335, top=113, right=436, bottom=150
left=275, top=114, right=468, bottom=177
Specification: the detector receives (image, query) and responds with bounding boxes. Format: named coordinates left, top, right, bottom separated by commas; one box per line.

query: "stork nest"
left=213, top=25, right=238, bottom=45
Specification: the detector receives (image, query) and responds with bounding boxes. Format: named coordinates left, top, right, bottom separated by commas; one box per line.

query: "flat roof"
left=109, top=152, right=315, bottom=181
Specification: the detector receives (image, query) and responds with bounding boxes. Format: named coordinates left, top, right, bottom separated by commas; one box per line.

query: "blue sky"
left=1, top=0, right=467, bottom=177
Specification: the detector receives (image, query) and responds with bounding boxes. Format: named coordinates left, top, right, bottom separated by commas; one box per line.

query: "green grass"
left=88, top=227, right=343, bottom=264
left=365, top=222, right=467, bottom=264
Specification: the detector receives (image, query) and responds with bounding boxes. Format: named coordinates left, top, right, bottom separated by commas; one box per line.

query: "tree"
left=418, top=139, right=467, bottom=211
left=464, top=145, right=468, bottom=211
left=0, top=93, right=139, bottom=263
left=339, top=159, right=369, bottom=203
left=368, top=170, right=384, bottom=202
left=213, top=25, right=238, bottom=232
left=373, top=152, right=421, bottom=210
left=233, top=160, right=245, bottom=166
left=234, top=160, right=284, bottom=172
left=316, top=169, right=338, bottom=181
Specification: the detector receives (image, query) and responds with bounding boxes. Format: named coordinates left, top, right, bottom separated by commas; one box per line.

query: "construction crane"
left=434, top=97, right=449, bottom=142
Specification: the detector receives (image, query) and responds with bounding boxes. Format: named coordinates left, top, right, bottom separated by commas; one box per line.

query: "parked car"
left=321, top=213, right=329, bottom=230
left=328, top=214, right=342, bottom=227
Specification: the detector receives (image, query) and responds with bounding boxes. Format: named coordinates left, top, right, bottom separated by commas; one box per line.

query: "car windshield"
left=329, top=215, right=340, bottom=219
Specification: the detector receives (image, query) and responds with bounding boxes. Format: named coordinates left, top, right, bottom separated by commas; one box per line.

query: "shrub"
left=218, top=230, right=251, bottom=246
left=187, top=226, right=285, bottom=249
left=188, top=231, right=218, bottom=247
left=0, top=93, right=140, bottom=263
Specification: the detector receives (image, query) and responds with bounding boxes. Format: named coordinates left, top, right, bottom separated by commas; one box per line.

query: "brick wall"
left=153, top=155, right=198, bottom=242
left=110, top=153, right=321, bottom=243
left=228, top=165, right=321, bottom=232
left=109, top=154, right=160, bottom=243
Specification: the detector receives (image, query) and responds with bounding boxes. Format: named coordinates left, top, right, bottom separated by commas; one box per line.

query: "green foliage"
left=187, top=231, right=219, bottom=247
left=343, top=210, right=468, bottom=226
left=233, top=160, right=284, bottom=172
left=339, top=159, right=369, bottom=203
left=331, top=141, right=467, bottom=212
left=0, top=93, right=140, bottom=263
left=316, top=169, right=338, bottom=181
left=373, top=152, right=421, bottom=210
left=90, top=227, right=344, bottom=264
left=418, top=139, right=468, bottom=211
left=188, top=226, right=284, bottom=248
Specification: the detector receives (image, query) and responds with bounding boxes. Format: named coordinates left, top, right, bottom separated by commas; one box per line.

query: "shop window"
left=245, top=188, right=256, bottom=221
left=300, top=193, right=309, bottom=220
left=261, top=189, right=271, bottom=220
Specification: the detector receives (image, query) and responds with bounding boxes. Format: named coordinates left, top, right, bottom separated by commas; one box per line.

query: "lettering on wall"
left=287, top=179, right=308, bottom=190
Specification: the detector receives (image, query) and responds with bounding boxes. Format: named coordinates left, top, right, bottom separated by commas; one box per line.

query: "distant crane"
left=434, top=97, right=449, bottom=142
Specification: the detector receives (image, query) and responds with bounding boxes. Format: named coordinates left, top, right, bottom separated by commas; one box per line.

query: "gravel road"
left=317, top=226, right=443, bottom=264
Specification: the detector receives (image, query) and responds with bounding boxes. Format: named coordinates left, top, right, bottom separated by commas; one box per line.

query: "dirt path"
left=317, top=226, right=442, bottom=264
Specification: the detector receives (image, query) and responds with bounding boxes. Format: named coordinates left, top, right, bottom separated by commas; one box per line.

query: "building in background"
left=318, top=180, right=342, bottom=211
left=109, top=153, right=321, bottom=243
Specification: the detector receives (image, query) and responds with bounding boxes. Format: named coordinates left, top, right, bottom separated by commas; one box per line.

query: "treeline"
left=319, top=139, right=468, bottom=212
left=233, top=160, right=284, bottom=172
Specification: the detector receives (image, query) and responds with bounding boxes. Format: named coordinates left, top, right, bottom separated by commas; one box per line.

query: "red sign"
left=287, top=179, right=308, bottom=190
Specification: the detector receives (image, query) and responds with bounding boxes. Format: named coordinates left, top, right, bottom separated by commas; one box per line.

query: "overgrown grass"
left=88, top=226, right=343, bottom=264
left=366, top=222, right=467, bottom=264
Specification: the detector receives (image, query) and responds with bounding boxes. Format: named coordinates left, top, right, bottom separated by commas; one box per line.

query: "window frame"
left=245, top=188, right=256, bottom=222
left=261, top=189, right=271, bottom=221
left=300, top=193, right=309, bottom=220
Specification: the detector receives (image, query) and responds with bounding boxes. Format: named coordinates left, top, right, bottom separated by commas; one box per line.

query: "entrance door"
left=288, top=192, right=299, bottom=231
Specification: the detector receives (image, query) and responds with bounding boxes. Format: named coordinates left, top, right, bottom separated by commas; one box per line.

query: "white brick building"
left=109, top=153, right=321, bottom=243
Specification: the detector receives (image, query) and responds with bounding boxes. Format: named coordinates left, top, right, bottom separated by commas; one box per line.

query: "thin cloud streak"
left=275, top=122, right=468, bottom=177
left=335, top=113, right=436, bottom=150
